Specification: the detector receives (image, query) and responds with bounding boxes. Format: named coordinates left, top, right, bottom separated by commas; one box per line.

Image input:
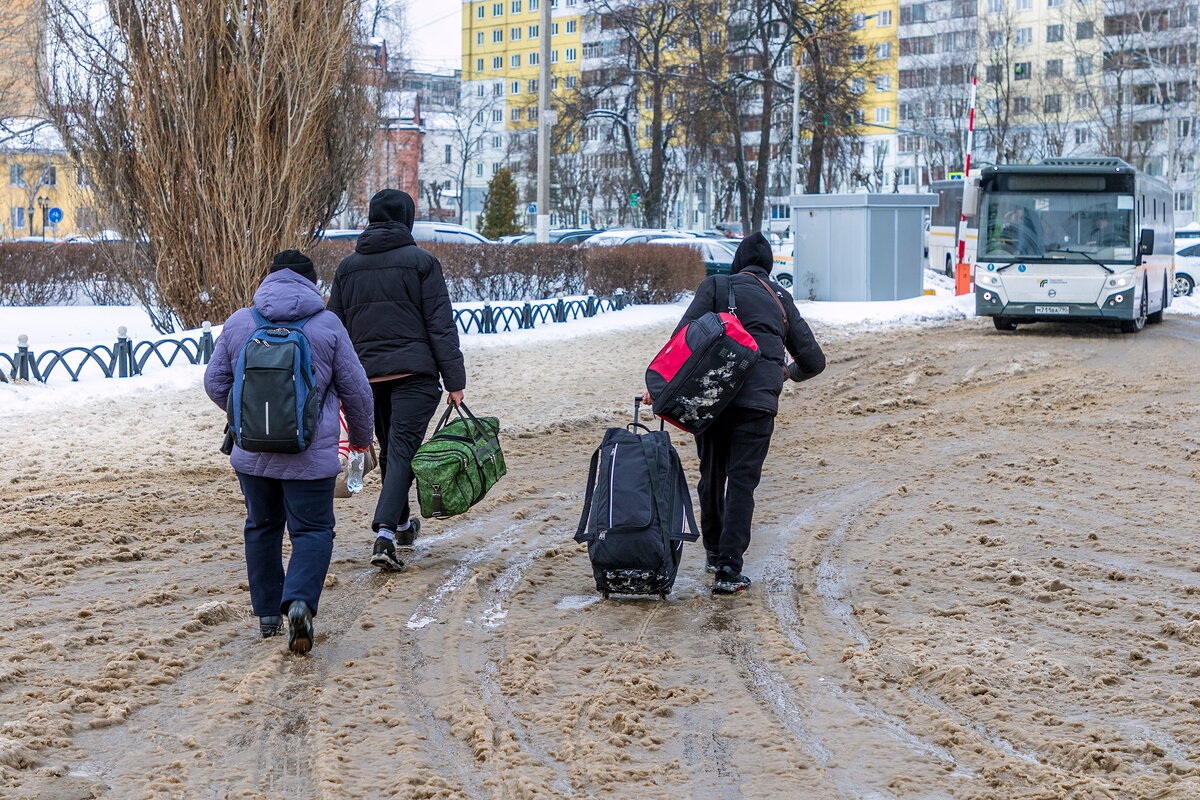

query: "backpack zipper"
left=608, top=443, right=618, bottom=529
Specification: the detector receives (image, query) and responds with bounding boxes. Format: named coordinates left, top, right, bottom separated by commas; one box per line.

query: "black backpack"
left=574, top=399, right=699, bottom=599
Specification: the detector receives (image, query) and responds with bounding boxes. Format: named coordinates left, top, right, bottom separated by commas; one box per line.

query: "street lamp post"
left=535, top=0, right=552, bottom=242
left=37, top=196, right=50, bottom=242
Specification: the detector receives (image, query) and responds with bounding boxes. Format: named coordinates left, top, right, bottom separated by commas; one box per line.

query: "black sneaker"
left=259, top=615, right=282, bottom=638
left=394, top=518, right=421, bottom=548
left=713, top=566, right=752, bottom=594
left=287, top=600, right=314, bottom=654
left=370, top=536, right=405, bottom=571
left=705, top=551, right=719, bottom=574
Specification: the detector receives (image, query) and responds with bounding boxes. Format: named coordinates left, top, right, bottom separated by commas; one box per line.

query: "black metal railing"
left=2, top=293, right=631, bottom=384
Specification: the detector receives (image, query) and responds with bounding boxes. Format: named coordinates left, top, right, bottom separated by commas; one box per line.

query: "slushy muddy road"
left=4, top=312, right=1200, bottom=800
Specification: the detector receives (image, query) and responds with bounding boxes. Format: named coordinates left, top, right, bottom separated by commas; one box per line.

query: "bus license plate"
left=1035, top=306, right=1069, bottom=315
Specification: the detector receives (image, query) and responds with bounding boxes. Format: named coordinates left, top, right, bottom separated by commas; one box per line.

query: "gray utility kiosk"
left=788, top=193, right=937, bottom=302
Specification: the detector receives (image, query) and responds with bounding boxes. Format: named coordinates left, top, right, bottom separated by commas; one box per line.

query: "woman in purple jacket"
left=205, top=251, right=374, bottom=654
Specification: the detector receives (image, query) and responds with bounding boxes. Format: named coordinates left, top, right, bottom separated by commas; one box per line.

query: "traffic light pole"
left=535, top=0, right=552, bottom=243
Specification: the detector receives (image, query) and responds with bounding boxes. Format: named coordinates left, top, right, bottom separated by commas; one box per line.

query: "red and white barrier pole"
left=955, top=74, right=978, bottom=296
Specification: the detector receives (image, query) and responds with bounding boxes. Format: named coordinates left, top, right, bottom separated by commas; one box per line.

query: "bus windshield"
left=979, top=192, right=1135, bottom=262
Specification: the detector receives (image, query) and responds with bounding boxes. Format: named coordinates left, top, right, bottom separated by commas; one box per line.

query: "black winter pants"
left=237, top=473, right=336, bottom=617
left=694, top=407, right=775, bottom=574
left=372, top=375, right=442, bottom=532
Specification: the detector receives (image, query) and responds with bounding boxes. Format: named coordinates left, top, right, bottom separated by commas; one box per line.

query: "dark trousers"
left=372, top=375, right=442, bottom=531
left=236, top=473, right=337, bottom=617
left=694, top=407, right=775, bottom=574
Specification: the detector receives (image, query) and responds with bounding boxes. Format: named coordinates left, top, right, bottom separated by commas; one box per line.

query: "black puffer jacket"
left=673, top=233, right=825, bottom=415
left=328, top=190, right=466, bottom=392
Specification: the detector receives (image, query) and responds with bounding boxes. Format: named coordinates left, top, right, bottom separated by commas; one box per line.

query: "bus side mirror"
left=1138, top=228, right=1154, bottom=256
left=961, top=178, right=981, bottom=217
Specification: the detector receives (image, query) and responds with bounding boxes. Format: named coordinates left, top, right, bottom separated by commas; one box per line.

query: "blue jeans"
left=236, top=473, right=336, bottom=617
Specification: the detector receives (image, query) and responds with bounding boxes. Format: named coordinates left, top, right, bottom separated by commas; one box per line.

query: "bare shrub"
left=42, top=0, right=376, bottom=331
left=583, top=244, right=704, bottom=303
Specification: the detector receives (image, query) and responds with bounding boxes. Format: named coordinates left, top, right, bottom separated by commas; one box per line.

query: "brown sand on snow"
left=3, top=312, right=1200, bottom=799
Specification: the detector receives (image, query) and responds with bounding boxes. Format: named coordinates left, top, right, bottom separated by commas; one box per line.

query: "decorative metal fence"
left=2, top=293, right=631, bottom=384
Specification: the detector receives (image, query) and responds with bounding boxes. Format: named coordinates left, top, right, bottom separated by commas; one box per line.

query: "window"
left=529, top=51, right=539, bottom=64
left=1013, top=96, right=1031, bottom=113
left=492, top=162, right=501, bottom=175
left=476, top=110, right=485, bottom=122
left=987, top=0, right=1003, bottom=13
left=476, top=84, right=485, bottom=97
left=566, top=75, right=577, bottom=89
left=528, top=24, right=538, bottom=37
left=1076, top=21, right=1093, bottom=39
left=1044, top=94, right=1062, bottom=113
left=899, top=102, right=915, bottom=120
left=527, top=78, right=538, bottom=92
left=76, top=167, right=89, bottom=187
left=1180, top=119, right=1192, bottom=138
left=493, top=29, right=503, bottom=42
left=1047, top=0, right=1061, bottom=6
left=851, top=77, right=866, bottom=94
left=510, top=108, right=520, bottom=121
left=1075, top=127, right=1090, bottom=144
left=77, top=208, right=98, bottom=230
left=510, top=80, right=520, bottom=94
left=1177, top=192, right=1194, bottom=212
left=1015, top=0, right=1030, bottom=9
left=527, top=106, right=537, bottom=120
left=529, top=0, right=538, bottom=8
left=1046, top=23, right=1063, bottom=42
left=41, top=166, right=55, bottom=187
left=476, top=58, right=485, bottom=71
left=898, top=167, right=914, bottom=185
left=874, top=107, right=891, bottom=123
left=476, top=162, right=484, bottom=177
left=551, top=49, right=558, bottom=63
left=10, top=206, right=23, bottom=230
left=876, top=42, right=892, bottom=59
left=850, top=45, right=866, bottom=61
left=876, top=74, right=891, bottom=92
left=1046, top=59, right=1063, bottom=78
left=988, top=30, right=1004, bottom=48
left=491, top=56, right=502, bottom=69
left=493, top=109, right=503, bottom=121
left=493, top=135, right=503, bottom=148
left=1075, top=91, right=1089, bottom=110
left=510, top=54, right=520, bottom=67
left=851, top=12, right=866, bottom=29
left=770, top=204, right=791, bottom=220
left=551, top=76, right=558, bottom=89
left=708, top=30, right=721, bottom=44
left=493, top=82, right=503, bottom=95
left=986, top=64, right=1003, bottom=82
left=1075, top=56, right=1092, bottom=75
left=566, top=20, right=576, bottom=33
left=1014, top=61, right=1031, bottom=79
left=1014, top=27, right=1032, bottom=45
left=877, top=9, right=892, bottom=25
left=8, top=164, right=23, bottom=187
left=444, top=144, right=452, bottom=163
left=565, top=47, right=577, bottom=61
left=511, top=0, right=521, bottom=11
left=477, top=4, right=485, bottom=18
left=900, top=4, right=926, bottom=23
left=511, top=27, right=521, bottom=40
left=492, top=2, right=502, bottom=15
left=551, top=22, right=559, bottom=35
left=476, top=32, right=484, bottom=45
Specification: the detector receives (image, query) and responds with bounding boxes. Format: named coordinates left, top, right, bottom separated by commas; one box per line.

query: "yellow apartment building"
left=0, top=119, right=97, bottom=241
left=852, top=0, right=901, bottom=185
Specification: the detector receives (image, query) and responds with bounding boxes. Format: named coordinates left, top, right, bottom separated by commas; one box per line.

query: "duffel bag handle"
left=434, top=400, right=491, bottom=440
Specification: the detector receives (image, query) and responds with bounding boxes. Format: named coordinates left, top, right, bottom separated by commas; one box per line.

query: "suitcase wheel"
left=601, top=591, right=610, bottom=600
left=659, top=592, right=668, bottom=600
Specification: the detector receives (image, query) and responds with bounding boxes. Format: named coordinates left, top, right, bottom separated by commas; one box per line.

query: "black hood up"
left=357, top=189, right=418, bottom=255
left=731, top=232, right=774, bottom=274
left=368, top=189, right=415, bottom=227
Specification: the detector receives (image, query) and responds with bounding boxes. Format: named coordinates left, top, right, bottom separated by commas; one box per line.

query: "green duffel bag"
left=412, top=402, right=506, bottom=519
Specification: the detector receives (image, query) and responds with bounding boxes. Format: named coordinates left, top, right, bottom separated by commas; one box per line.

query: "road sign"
left=47, top=207, right=63, bottom=225
left=630, top=192, right=640, bottom=208
left=527, top=203, right=537, bottom=214
left=947, top=172, right=964, bottom=180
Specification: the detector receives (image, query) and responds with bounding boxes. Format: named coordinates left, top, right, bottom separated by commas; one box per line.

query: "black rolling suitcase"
left=574, top=397, right=699, bottom=599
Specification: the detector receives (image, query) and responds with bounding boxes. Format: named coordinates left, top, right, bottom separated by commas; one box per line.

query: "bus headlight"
left=1108, top=275, right=1132, bottom=288
left=1113, top=294, right=1124, bottom=304
left=989, top=276, right=999, bottom=285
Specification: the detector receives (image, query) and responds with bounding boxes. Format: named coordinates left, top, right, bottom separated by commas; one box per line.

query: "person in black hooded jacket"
left=669, top=232, right=825, bottom=594
left=329, top=189, right=466, bottom=571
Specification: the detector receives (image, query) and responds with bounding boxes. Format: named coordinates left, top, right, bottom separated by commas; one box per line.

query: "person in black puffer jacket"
left=329, top=189, right=466, bottom=571
left=672, top=232, right=826, bottom=594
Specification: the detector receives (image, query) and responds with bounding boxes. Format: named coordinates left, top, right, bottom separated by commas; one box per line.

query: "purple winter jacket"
left=204, top=269, right=374, bottom=481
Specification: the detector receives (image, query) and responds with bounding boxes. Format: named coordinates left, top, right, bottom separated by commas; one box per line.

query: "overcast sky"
left=405, top=4, right=462, bottom=73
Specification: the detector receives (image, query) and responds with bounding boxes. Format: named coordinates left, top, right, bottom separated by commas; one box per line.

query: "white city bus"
left=969, top=158, right=1174, bottom=333
left=928, top=180, right=964, bottom=276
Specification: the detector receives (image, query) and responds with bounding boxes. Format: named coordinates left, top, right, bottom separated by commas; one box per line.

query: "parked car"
left=645, top=237, right=735, bottom=276
left=319, top=228, right=364, bottom=241
left=410, top=221, right=495, bottom=244
left=510, top=228, right=606, bottom=244
left=498, top=233, right=528, bottom=243
left=580, top=229, right=694, bottom=246
left=1175, top=242, right=1199, bottom=296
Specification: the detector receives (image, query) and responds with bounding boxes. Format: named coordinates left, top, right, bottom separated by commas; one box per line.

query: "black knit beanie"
left=269, top=249, right=318, bottom=285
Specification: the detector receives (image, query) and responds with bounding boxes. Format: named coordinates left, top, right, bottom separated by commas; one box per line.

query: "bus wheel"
left=776, top=273, right=794, bottom=289
left=944, top=255, right=954, bottom=277
left=993, top=316, right=1018, bottom=331
left=1120, top=283, right=1148, bottom=333
left=1147, top=281, right=1167, bottom=325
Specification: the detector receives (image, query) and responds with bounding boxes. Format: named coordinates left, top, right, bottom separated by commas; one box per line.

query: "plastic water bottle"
left=346, top=451, right=365, bottom=493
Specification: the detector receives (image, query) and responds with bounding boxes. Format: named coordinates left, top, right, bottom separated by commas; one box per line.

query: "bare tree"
left=42, top=0, right=375, bottom=330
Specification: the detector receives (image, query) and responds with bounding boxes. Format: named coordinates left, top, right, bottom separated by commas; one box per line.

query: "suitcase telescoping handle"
left=630, top=395, right=652, bottom=434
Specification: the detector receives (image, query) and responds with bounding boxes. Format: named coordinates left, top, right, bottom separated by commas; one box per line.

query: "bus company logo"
left=1039, top=279, right=1048, bottom=287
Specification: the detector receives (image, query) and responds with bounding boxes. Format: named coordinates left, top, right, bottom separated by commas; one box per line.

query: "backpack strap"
left=671, top=449, right=699, bottom=542
left=574, top=446, right=603, bottom=542
left=639, top=434, right=663, bottom=526
left=250, top=307, right=316, bottom=331
left=719, top=274, right=738, bottom=316
left=750, top=274, right=789, bottom=335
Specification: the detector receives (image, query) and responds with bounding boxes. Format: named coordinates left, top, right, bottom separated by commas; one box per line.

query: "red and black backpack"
left=645, top=276, right=760, bottom=434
